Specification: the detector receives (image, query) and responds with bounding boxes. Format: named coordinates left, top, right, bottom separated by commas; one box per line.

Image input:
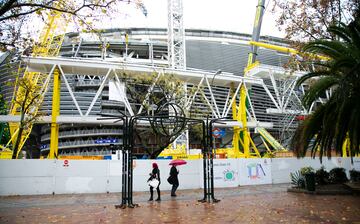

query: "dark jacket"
left=170, top=166, right=179, bottom=185
left=149, top=167, right=160, bottom=182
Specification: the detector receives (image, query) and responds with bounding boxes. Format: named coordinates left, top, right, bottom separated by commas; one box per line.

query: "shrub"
left=315, top=166, right=329, bottom=185
left=328, top=167, right=348, bottom=184
left=349, top=169, right=360, bottom=182
left=300, top=166, right=314, bottom=176
left=290, top=170, right=305, bottom=188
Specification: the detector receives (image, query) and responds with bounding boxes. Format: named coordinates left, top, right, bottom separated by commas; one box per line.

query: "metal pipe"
left=248, top=0, right=266, bottom=64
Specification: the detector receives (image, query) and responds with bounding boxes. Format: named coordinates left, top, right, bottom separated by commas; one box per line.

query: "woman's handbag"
left=148, top=178, right=159, bottom=188
left=167, top=176, right=174, bottom=185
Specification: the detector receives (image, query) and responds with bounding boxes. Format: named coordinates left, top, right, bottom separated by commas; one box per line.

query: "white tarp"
left=108, top=79, right=125, bottom=102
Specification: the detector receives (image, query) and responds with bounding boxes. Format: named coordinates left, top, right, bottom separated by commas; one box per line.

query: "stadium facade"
left=0, top=28, right=300, bottom=158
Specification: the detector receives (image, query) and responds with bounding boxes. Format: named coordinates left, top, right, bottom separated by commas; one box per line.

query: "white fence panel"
left=0, top=160, right=55, bottom=195
left=107, top=160, right=122, bottom=193
left=213, top=159, right=239, bottom=188
left=176, top=160, right=201, bottom=190
left=271, top=157, right=353, bottom=184
left=0, top=157, right=358, bottom=196
left=54, top=160, right=109, bottom=194
left=271, top=158, right=302, bottom=184
left=132, top=159, right=201, bottom=192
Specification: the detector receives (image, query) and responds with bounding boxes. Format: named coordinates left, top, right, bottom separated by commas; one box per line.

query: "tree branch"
left=0, top=0, right=17, bottom=17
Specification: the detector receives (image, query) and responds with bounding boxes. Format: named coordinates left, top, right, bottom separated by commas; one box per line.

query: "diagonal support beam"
left=269, top=71, right=282, bottom=107
left=224, top=82, right=242, bottom=118
left=221, top=89, right=231, bottom=118
left=201, top=91, right=218, bottom=118
left=261, top=83, right=281, bottom=110
left=185, top=77, right=204, bottom=110
left=283, top=78, right=298, bottom=110
left=137, top=70, right=163, bottom=115
left=85, top=69, right=111, bottom=116
left=113, top=70, right=134, bottom=116
left=58, top=65, right=83, bottom=116
left=205, top=75, right=221, bottom=117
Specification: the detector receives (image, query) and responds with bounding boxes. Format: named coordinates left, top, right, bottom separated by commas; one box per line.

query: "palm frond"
left=296, top=70, right=333, bottom=87
left=328, top=23, right=352, bottom=44
left=303, top=40, right=350, bottom=60
left=292, top=17, right=360, bottom=161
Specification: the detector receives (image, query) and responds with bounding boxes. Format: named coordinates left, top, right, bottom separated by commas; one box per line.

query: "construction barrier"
left=0, top=157, right=359, bottom=196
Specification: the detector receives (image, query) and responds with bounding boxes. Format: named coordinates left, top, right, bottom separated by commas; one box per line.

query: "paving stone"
left=0, top=184, right=359, bottom=223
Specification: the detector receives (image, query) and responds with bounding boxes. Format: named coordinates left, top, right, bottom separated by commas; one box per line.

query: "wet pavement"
left=0, top=184, right=359, bottom=223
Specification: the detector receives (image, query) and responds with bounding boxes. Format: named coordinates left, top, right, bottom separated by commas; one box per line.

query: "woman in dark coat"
left=170, top=164, right=179, bottom=197
left=148, top=162, right=161, bottom=201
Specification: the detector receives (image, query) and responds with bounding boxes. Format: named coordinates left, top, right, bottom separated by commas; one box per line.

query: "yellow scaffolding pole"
left=48, top=68, right=60, bottom=159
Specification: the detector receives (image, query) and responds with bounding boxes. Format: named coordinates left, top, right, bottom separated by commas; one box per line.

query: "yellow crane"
left=5, top=1, right=147, bottom=159
left=7, top=3, right=69, bottom=159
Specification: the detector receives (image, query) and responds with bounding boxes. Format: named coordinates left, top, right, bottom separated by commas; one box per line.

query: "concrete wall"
left=0, top=157, right=359, bottom=196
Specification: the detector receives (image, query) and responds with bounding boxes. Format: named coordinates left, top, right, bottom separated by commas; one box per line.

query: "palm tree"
left=291, top=17, right=360, bottom=160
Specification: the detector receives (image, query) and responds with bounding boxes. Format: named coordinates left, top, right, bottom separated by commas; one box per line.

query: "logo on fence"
left=223, top=169, right=236, bottom=181
left=247, top=163, right=266, bottom=179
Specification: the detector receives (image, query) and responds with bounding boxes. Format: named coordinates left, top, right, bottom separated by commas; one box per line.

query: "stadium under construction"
left=0, top=1, right=316, bottom=160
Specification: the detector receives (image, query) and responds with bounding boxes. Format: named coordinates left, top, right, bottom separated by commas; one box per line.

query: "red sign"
left=212, top=128, right=225, bottom=138
left=295, top=115, right=306, bottom=121
left=63, top=159, right=69, bottom=167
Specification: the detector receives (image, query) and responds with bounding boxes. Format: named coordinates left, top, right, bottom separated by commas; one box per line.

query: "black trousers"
left=150, top=186, right=160, bottom=199
left=171, top=183, right=179, bottom=195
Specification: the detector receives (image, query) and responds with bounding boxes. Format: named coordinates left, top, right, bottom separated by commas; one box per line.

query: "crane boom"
left=8, top=4, right=70, bottom=158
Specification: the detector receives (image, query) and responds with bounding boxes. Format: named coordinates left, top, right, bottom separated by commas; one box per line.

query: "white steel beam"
left=26, top=57, right=262, bottom=87
left=185, top=77, right=204, bottom=110
left=113, top=70, right=134, bottom=116
left=261, top=83, right=281, bottom=110
left=58, top=65, right=83, bottom=116
left=205, top=75, right=221, bottom=117
left=137, top=70, right=163, bottom=115
left=224, top=82, right=242, bottom=118
left=85, top=69, right=111, bottom=116
left=269, top=71, right=282, bottom=107
left=201, top=91, right=218, bottom=118
left=221, top=89, right=231, bottom=118
left=283, top=78, right=298, bottom=110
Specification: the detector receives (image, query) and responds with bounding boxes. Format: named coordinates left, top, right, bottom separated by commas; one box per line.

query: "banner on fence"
left=238, top=158, right=272, bottom=185
left=213, top=159, right=239, bottom=187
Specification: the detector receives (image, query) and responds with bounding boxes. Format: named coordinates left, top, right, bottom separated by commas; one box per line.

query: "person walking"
left=148, top=162, right=161, bottom=201
left=170, top=164, right=179, bottom=197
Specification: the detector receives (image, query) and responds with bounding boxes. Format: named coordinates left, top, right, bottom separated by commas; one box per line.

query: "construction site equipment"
left=0, top=0, right=319, bottom=159
left=256, top=127, right=286, bottom=151
left=230, top=0, right=266, bottom=158
left=6, top=5, right=69, bottom=159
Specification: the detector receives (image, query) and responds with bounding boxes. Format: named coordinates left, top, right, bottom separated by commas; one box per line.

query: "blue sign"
left=95, top=138, right=119, bottom=144
left=40, top=144, right=48, bottom=149
left=212, top=128, right=225, bottom=138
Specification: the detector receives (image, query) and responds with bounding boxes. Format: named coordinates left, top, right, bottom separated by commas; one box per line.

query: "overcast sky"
left=112, top=0, right=284, bottom=38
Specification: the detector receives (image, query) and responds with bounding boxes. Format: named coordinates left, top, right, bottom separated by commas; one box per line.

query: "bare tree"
left=118, top=72, right=196, bottom=159
left=0, top=0, right=147, bottom=51
left=271, top=0, right=360, bottom=44
left=9, top=76, right=43, bottom=158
